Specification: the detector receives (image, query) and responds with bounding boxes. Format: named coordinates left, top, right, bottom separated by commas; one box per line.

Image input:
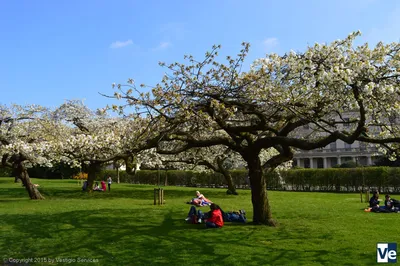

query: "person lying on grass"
left=384, top=194, right=400, bottom=213
left=185, top=204, right=246, bottom=225
left=186, top=191, right=213, bottom=207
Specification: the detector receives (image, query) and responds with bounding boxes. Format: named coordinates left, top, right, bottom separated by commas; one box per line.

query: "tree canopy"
left=110, top=32, right=400, bottom=225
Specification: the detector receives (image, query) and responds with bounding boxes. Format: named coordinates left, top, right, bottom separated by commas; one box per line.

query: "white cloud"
left=152, top=41, right=172, bottom=51
left=110, top=40, right=133, bottom=49
left=263, top=37, right=279, bottom=51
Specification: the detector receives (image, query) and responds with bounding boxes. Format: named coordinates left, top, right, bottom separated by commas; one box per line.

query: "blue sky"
left=1, top=0, right=399, bottom=110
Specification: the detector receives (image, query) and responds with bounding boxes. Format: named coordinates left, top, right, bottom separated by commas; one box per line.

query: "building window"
left=304, top=158, right=310, bottom=168
left=330, top=157, right=338, bottom=167
left=330, top=142, right=337, bottom=151
left=342, top=157, right=353, bottom=163
left=359, top=142, right=367, bottom=151
left=344, top=143, right=352, bottom=151
left=317, top=158, right=324, bottom=168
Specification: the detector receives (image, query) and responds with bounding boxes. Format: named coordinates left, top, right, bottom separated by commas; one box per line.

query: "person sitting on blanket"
left=187, top=191, right=213, bottom=206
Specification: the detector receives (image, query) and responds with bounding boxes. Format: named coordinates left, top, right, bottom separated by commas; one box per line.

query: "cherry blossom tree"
left=0, top=104, right=55, bottom=199
left=52, top=100, right=166, bottom=190
left=110, top=32, right=400, bottom=225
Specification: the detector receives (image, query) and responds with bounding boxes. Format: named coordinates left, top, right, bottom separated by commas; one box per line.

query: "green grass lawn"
left=0, top=178, right=399, bottom=266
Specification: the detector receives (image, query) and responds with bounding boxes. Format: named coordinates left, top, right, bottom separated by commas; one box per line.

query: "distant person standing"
left=82, top=180, right=88, bottom=191
left=107, top=176, right=112, bottom=191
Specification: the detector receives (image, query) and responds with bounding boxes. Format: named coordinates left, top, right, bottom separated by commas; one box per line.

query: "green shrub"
left=27, top=163, right=80, bottom=179
left=17, top=164, right=400, bottom=192
left=0, top=168, right=12, bottom=177
left=281, top=167, right=400, bottom=192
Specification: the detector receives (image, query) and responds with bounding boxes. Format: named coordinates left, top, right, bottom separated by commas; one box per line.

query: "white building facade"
left=291, top=112, right=387, bottom=168
left=292, top=140, right=381, bottom=168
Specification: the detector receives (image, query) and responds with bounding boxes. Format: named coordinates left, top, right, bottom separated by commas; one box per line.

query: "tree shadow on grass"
left=1, top=209, right=230, bottom=265
left=0, top=188, right=30, bottom=199
left=1, top=207, right=376, bottom=266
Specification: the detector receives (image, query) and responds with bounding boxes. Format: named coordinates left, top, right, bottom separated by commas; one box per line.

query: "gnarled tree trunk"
left=113, top=160, right=121, bottom=184
left=217, top=158, right=238, bottom=195
left=247, top=155, right=276, bottom=226
left=124, top=155, right=138, bottom=180
left=15, top=162, right=44, bottom=200
left=86, top=161, right=101, bottom=191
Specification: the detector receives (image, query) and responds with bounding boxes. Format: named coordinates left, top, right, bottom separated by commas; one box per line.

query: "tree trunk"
left=14, top=176, right=21, bottom=183
left=86, top=162, right=101, bottom=192
left=224, top=173, right=238, bottom=195
left=124, top=155, right=137, bottom=180
left=117, top=167, right=120, bottom=184
left=217, top=159, right=238, bottom=195
left=16, top=162, right=44, bottom=200
left=247, top=156, right=276, bottom=226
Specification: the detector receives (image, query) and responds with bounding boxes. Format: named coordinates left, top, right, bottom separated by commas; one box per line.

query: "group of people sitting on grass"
left=82, top=177, right=112, bottom=192
left=368, top=191, right=400, bottom=213
left=93, top=181, right=107, bottom=191
left=185, top=191, right=247, bottom=228
left=82, top=180, right=107, bottom=191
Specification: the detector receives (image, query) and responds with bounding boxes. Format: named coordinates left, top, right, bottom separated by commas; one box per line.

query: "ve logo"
left=377, top=243, right=397, bottom=263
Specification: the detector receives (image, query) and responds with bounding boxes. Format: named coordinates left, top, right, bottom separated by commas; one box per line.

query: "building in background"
left=291, top=113, right=390, bottom=168
left=292, top=140, right=381, bottom=168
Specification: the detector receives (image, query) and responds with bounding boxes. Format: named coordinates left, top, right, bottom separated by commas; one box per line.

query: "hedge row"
left=0, top=168, right=12, bottom=177
left=3, top=166, right=400, bottom=192
left=99, top=167, right=400, bottom=192
left=27, top=164, right=80, bottom=179
left=280, top=167, right=400, bottom=192
left=97, top=169, right=278, bottom=188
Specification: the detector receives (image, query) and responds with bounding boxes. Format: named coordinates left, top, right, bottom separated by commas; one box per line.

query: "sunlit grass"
left=0, top=178, right=399, bottom=265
